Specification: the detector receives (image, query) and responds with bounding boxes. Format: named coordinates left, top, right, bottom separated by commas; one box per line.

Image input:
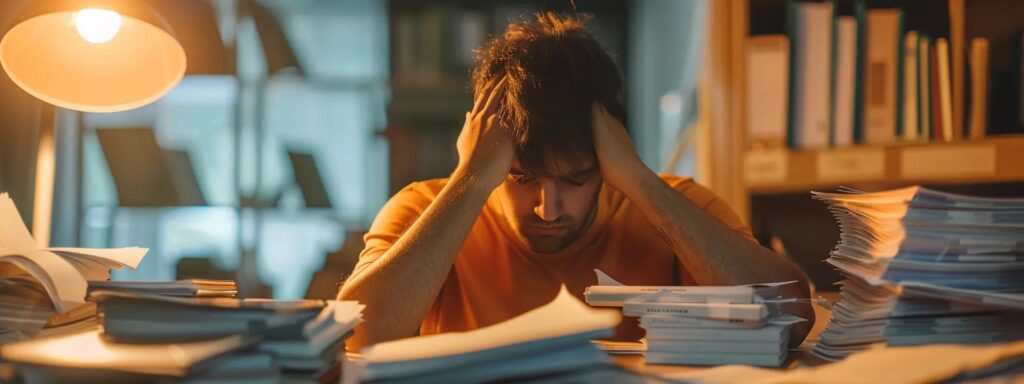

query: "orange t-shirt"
left=354, top=175, right=755, bottom=340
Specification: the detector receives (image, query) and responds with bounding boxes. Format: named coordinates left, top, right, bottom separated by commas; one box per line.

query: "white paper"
left=0, top=329, right=248, bottom=377
left=0, top=194, right=38, bottom=255
left=352, top=286, right=620, bottom=382
left=0, top=193, right=148, bottom=313
left=594, top=269, right=623, bottom=286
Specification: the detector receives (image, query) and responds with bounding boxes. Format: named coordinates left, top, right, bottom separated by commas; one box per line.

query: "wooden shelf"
left=744, top=135, right=1024, bottom=194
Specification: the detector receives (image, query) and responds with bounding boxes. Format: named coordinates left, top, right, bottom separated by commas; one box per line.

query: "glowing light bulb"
left=75, top=8, right=122, bottom=44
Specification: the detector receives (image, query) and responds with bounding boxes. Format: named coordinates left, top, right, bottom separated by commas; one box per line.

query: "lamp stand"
left=31, top=102, right=55, bottom=248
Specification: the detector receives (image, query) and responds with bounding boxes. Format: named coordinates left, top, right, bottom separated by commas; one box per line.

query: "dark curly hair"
left=472, top=12, right=627, bottom=178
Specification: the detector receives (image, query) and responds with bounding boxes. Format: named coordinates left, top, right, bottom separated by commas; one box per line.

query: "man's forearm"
left=618, top=169, right=802, bottom=285
left=617, top=168, right=815, bottom=345
left=338, top=170, right=493, bottom=348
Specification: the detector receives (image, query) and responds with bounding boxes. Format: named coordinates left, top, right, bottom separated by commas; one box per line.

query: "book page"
left=47, top=247, right=147, bottom=270
left=0, top=193, right=38, bottom=255
left=0, top=250, right=87, bottom=313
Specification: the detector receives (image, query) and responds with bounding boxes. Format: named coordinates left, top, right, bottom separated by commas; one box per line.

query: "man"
left=339, top=13, right=813, bottom=349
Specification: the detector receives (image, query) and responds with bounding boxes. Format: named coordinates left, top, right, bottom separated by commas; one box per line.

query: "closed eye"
left=563, top=168, right=597, bottom=185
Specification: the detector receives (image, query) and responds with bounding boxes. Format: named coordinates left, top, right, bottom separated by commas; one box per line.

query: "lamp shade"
left=0, top=0, right=186, bottom=113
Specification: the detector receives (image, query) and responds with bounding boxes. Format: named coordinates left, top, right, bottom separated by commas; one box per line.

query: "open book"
left=0, top=193, right=147, bottom=313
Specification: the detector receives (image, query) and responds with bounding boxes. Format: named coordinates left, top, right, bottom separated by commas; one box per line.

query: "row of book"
left=749, top=1, right=1001, bottom=150
left=585, top=270, right=804, bottom=367
left=810, top=187, right=1024, bottom=361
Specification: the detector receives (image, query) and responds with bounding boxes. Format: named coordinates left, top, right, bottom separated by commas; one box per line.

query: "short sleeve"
left=663, top=176, right=757, bottom=242
left=351, top=181, right=439, bottom=277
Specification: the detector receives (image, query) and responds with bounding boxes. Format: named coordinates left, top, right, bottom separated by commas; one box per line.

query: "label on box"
left=900, top=145, right=996, bottom=179
left=816, top=149, right=885, bottom=182
left=745, top=151, right=788, bottom=185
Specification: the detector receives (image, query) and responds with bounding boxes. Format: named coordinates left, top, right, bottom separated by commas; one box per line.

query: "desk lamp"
left=0, top=0, right=186, bottom=246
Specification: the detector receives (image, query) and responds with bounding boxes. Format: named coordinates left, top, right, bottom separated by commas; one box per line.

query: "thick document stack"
left=88, top=279, right=238, bottom=298
left=585, top=270, right=802, bottom=367
left=0, top=329, right=259, bottom=383
left=811, top=187, right=1024, bottom=361
left=343, top=286, right=620, bottom=384
left=25, top=280, right=238, bottom=342
left=93, top=292, right=364, bottom=383
left=0, top=193, right=147, bottom=343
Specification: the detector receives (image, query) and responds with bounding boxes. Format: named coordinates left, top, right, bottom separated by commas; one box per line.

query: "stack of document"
left=0, top=193, right=146, bottom=343
left=585, top=270, right=802, bottom=367
left=811, top=187, right=1024, bottom=361
left=88, top=279, right=238, bottom=298
left=24, top=280, right=239, bottom=342
left=0, top=329, right=265, bottom=383
left=343, top=286, right=620, bottom=384
left=95, top=291, right=364, bottom=382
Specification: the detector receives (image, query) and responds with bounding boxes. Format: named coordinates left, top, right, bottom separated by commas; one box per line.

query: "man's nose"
left=533, top=180, right=563, bottom=222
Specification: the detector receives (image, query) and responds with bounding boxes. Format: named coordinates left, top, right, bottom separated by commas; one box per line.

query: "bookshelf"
left=744, top=135, right=1024, bottom=193
left=701, top=0, right=1024, bottom=289
left=707, top=0, right=1024, bottom=220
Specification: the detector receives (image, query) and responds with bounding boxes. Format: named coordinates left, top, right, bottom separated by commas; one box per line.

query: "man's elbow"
left=336, top=264, right=370, bottom=301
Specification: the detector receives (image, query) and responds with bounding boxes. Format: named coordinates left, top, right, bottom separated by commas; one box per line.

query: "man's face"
left=496, top=156, right=603, bottom=253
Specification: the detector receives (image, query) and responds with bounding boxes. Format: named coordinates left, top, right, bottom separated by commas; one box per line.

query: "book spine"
left=931, top=40, right=944, bottom=142
left=903, top=31, right=919, bottom=141
left=851, top=0, right=868, bottom=143
left=640, top=316, right=764, bottom=329
left=863, top=9, right=901, bottom=144
left=644, top=339, right=785, bottom=354
left=918, top=35, right=931, bottom=141
left=832, top=17, right=857, bottom=147
left=623, top=302, right=767, bottom=321
left=747, top=35, right=790, bottom=148
left=937, top=38, right=955, bottom=142
left=894, top=8, right=906, bottom=139
left=969, top=38, right=990, bottom=140
left=786, top=0, right=800, bottom=148
left=644, top=351, right=786, bottom=367
left=643, top=326, right=785, bottom=342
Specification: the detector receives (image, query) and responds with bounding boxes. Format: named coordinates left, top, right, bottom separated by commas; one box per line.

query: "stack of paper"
left=0, top=329, right=265, bottom=383
left=88, top=279, right=238, bottom=298
left=585, top=270, right=802, bottom=367
left=0, top=193, right=146, bottom=342
left=343, top=286, right=620, bottom=384
left=811, top=186, right=1024, bottom=361
left=95, top=291, right=364, bottom=382
left=665, top=339, right=1024, bottom=384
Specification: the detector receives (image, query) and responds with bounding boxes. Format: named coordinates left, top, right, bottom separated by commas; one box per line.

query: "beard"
left=516, top=216, right=584, bottom=253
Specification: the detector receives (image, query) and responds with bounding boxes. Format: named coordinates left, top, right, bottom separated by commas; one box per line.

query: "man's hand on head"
left=591, top=103, right=654, bottom=191
left=455, top=76, right=514, bottom=190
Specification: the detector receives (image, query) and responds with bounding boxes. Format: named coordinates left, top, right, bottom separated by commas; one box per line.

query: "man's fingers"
left=472, top=76, right=504, bottom=116
left=471, top=78, right=496, bottom=115
left=479, top=76, right=508, bottom=118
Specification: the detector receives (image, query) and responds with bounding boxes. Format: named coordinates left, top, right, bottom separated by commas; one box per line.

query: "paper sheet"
left=47, top=247, right=147, bottom=270
left=665, top=340, right=1024, bottom=384
left=0, top=329, right=249, bottom=377
left=0, top=251, right=87, bottom=313
left=595, top=269, right=624, bottom=286
left=362, top=286, right=619, bottom=363
left=0, top=194, right=38, bottom=255
left=0, top=193, right=148, bottom=313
